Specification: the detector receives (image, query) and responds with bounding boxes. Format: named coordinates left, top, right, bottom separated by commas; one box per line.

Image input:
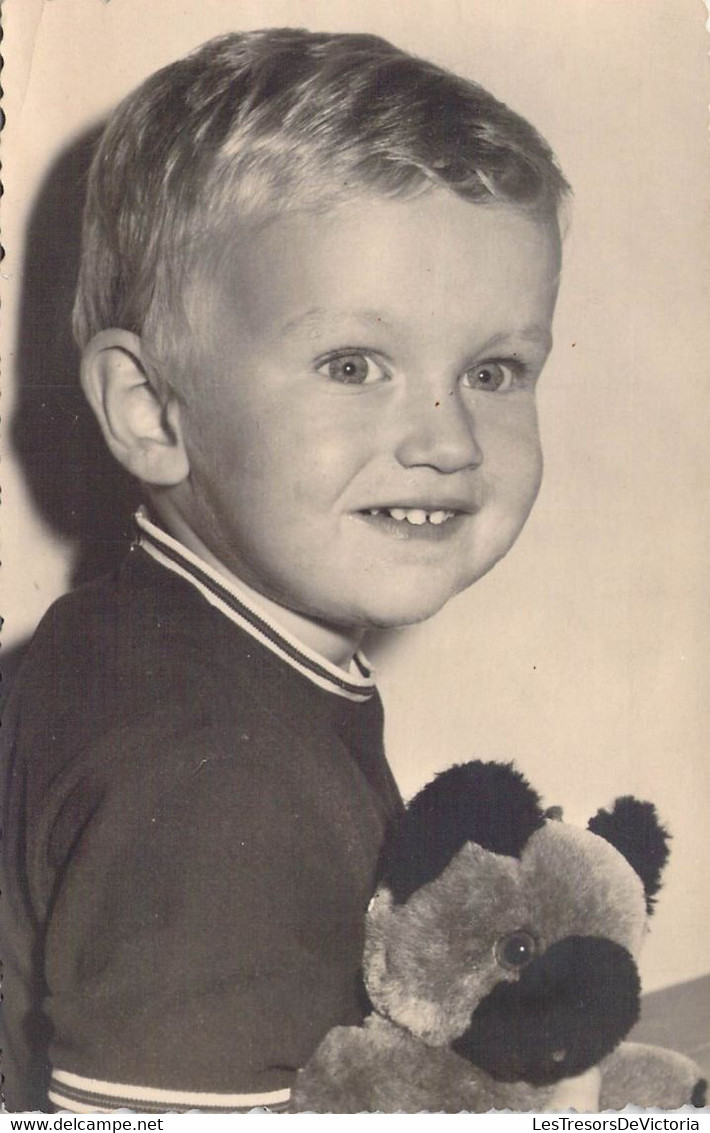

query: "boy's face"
left=173, top=190, right=561, bottom=631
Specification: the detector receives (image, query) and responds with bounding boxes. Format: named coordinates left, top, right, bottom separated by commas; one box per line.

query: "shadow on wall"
left=11, top=124, right=140, bottom=594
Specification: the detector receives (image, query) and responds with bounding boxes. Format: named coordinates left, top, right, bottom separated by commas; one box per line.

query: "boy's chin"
left=343, top=564, right=499, bottom=632
left=346, top=589, right=463, bottom=633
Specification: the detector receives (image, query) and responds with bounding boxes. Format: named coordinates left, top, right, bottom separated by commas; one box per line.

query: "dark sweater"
left=1, top=524, right=402, bottom=1112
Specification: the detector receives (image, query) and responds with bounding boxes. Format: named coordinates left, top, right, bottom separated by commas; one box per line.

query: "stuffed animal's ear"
left=588, top=797, right=670, bottom=914
left=379, top=760, right=546, bottom=904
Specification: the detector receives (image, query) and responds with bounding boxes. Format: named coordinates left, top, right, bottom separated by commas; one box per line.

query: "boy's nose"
left=393, top=388, right=483, bottom=474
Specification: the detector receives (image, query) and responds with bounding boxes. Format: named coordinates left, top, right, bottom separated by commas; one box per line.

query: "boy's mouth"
left=365, top=506, right=458, bottom=527
left=354, top=504, right=471, bottom=541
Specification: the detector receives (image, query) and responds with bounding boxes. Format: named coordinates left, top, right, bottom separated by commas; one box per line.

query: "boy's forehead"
left=201, top=191, right=561, bottom=341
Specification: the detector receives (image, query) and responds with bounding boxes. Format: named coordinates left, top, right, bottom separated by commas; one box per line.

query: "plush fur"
left=588, top=797, right=670, bottom=914
left=380, top=761, right=546, bottom=903
left=292, top=761, right=706, bottom=1113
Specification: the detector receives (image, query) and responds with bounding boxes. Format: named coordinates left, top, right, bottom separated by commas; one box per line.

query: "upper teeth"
left=368, top=507, right=456, bottom=525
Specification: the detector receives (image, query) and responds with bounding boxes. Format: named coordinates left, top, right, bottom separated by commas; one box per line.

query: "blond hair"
left=73, top=28, right=569, bottom=394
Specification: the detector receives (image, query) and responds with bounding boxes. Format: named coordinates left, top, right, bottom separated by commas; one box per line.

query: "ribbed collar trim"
left=135, top=511, right=376, bottom=703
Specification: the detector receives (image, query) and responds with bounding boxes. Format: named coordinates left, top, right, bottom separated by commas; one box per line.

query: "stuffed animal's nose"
left=451, top=936, right=641, bottom=1086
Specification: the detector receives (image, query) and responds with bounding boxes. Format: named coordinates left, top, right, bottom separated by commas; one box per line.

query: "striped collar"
left=135, top=511, right=376, bottom=703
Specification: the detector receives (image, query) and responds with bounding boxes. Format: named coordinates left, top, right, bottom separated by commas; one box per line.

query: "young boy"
left=2, top=29, right=568, bottom=1112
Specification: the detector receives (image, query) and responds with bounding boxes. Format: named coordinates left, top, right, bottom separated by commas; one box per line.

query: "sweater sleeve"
left=40, top=714, right=378, bottom=1113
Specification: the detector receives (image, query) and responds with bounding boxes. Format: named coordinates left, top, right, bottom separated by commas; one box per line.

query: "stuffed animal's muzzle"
left=451, top=936, right=641, bottom=1085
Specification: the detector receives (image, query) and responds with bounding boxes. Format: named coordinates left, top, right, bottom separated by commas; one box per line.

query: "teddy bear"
left=292, top=760, right=706, bottom=1113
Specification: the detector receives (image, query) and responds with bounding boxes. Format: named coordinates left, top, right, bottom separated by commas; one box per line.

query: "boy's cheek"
left=482, top=411, right=543, bottom=501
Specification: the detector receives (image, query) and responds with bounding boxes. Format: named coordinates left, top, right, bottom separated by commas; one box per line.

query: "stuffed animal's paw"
left=600, top=1042, right=706, bottom=1111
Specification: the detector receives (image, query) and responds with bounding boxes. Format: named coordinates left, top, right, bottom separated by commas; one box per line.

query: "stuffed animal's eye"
left=496, top=930, right=538, bottom=970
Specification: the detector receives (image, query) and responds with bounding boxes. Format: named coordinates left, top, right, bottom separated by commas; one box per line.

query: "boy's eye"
left=318, top=353, right=387, bottom=385
left=462, top=360, right=523, bottom=393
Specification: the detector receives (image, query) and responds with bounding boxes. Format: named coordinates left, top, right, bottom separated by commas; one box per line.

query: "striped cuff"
left=49, top=1069, right=291, bottom=1113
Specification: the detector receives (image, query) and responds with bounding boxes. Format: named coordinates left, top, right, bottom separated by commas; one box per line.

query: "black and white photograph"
left=2, top=0, right=708, bottom=1116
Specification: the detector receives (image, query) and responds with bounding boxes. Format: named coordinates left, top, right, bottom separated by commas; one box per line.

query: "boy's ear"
left=80, top=329, right=190, bottom=486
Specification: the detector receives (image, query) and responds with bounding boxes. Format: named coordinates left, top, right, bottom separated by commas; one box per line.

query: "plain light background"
left=3, top=0, right=709, bottom=994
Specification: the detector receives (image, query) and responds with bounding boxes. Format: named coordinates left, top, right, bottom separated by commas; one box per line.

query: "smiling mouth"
left=355, top=505, right=469, bottom=541
left=364, top=506, right=458, bottom=527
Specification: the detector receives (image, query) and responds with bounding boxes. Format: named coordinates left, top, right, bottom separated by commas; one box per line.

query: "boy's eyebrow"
left=277, top=309, right=553, bottom=355
left=278, top=307, right=395, bottom=336
left=482, top=326, right=553, bottom=352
